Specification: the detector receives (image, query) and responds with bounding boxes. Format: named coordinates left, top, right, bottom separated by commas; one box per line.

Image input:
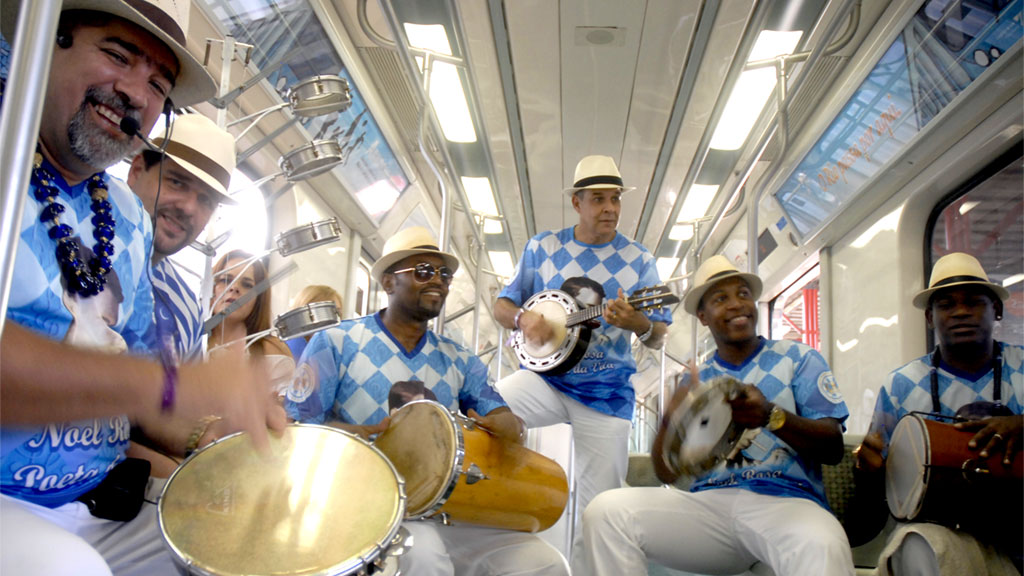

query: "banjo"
left=510, top=285, right=678, bottom=374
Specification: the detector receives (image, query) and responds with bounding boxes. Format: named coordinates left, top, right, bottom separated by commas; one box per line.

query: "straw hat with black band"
left=912, top=252, right=1010, bottom=309
left=563, top=155, right=637, bottom=196
left=370, top=226, right=460, bottom=286
left=683, top=255, right=763, bottom=315
left=149, top=113, right=237, bottom=205
left=1, top=0, right=216, bottom=107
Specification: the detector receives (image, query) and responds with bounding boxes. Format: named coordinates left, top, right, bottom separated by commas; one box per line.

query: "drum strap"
left=930, top=342, right=1002, bottom=413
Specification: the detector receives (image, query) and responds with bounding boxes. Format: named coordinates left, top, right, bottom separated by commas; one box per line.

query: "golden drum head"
left=159, top=425, right=405, bottom=576
left=374, top=401, right=459, bottom=518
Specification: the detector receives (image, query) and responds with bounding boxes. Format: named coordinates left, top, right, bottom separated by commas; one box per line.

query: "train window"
left=354, top=264, right=370, bottom=317
left=927, top=152, right=1023, bottom=346
left=769, top=265, right=821, bottom=350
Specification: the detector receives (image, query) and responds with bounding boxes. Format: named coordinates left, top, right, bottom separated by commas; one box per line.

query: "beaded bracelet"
left=637, top=319, right=655, bottom=343
left=184, top=416, right=222, bottom=457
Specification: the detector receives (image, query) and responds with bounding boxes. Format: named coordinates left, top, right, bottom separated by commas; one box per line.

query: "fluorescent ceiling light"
left=462, top=177, right=499, bottom=216
left=677, top=184, right=719, bottom=222
left=488, top=250, right=515, bottom=278
left=656, top=257, right=680, bottom=282
left=1002, top=273, right=1024, bottom=288
left=958, top=201, right=981, bottom=215
left=669, top=224, right=694, bottom=241
left=404, top=23, right=476, bottom=143
left=355, top=179, right=401, bottom=217
left=483, top=219, right=503, bottom=234
left=709, top=30, right=802, bottom=151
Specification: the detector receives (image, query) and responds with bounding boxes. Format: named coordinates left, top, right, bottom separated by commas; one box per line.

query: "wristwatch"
left=767, top=404, right=786, bottom=431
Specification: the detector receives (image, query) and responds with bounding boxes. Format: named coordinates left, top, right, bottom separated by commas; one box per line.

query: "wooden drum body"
left=159, top=425, right=407, bottom=576
left=374, top=400, right=569, bottom=533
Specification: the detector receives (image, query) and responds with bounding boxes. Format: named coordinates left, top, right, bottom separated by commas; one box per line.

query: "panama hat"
left=563, top=155, right=636, bottom=195
left=912, top=252, right=1009, bottom=309
left=151, top=113, right=237, bottom=205
left=371, top=226, right=460, bottom=285
left=2, top=0, right=216, bottom=107
left=683, top=254, right=763, bottom=315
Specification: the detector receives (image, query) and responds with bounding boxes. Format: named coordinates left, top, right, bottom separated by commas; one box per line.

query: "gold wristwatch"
left=767, top=404, right=786, bottom=431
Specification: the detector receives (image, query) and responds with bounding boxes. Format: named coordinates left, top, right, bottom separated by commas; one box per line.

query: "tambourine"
left=274, top=301, right=341, bottom=340
left=661, top=376, right=743, bottom=478
left=279, top=140, right=344, bottom=181
left=288, top=75, right=352, bottom=117
left=274, top=217, right=342, bottom=256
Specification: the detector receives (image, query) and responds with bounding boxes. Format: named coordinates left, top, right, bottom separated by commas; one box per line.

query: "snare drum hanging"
left=288, top=75, right=352, bottom=117
left=279, top=139, right=345, bottom=182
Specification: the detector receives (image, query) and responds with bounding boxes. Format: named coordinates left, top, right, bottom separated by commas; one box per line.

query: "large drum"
left=661, top=376, right=743, bottom=478
left=374, top=400, right=569, bottom=533
left=159, top=425, right=408, bottom=575
left=886, top=413, right=1023, bottom=533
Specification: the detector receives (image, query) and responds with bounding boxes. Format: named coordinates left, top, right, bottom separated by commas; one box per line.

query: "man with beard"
left=855, top=252, right=1022, bottom=575
left=284, top=227, right=569, bottom=576
left=124, top=113, right=237, bottom=362
left=0, top=2, right=284, bottom=574
left=583, top=255, right=854, bottom=576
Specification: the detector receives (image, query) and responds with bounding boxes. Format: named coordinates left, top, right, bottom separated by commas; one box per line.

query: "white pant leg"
left=439, top=523, right=569, bottom=576
left=584, top=487, right=757, bottom=576
left=731, top=490, right=854, bottom=576
left=496, top=370, right=571, bottom=428
left=84, top=499, right=178, bottom=576
left=1, top=496, right=113, bottom=576
left=401, top=520, right=456, bottom=576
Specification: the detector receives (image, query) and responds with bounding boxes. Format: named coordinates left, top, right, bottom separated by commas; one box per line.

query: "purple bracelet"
left=160, top=360, right=177, bottom=412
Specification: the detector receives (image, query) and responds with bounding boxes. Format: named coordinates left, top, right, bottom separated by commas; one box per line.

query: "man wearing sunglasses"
left=283, top=227, right=569, bottom=576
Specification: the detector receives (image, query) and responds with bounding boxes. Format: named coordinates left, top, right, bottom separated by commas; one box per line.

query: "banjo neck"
left=564, top=292, right=668, bottom=328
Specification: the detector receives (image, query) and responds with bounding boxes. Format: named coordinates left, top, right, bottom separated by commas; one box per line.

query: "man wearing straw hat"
left=583, top=254, right=854, bottom=576
left=493, top=154, right=671, bottom=572
left=285, top=226, right=569, bottom=576
left=0, top=2, right=285, bottom=574
left=855, top=252, right=1022, bottom=575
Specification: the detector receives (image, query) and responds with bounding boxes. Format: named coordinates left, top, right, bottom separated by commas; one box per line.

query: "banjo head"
left=512, top=290, right=581, bottom=372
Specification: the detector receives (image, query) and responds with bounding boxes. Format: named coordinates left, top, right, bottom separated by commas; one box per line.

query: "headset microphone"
left=120, top=117, right=162, bottom=152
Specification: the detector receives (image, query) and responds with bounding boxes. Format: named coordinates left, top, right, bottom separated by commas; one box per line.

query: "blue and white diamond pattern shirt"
left=284, top=312, right=507, bottom=425
left=499, top=228, right=672, bottom=420
left=870, top=343, right=1023, bottom=454
left=692, top=338, right=849, bottom=510
left=1, top=159, right=154, bottom=508
left=147, top=257, right=204, bottom=363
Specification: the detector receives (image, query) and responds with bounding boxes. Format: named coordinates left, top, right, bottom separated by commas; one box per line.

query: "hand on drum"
left=520, top=309, right=556, bottom=347
left=175, top=345, right=287, bottom=452
left=468, top=408, right=526, bottom=445
left=328, top=418, right=391, bottom=441
left=955, top=414, right=1023, bottom=465
left=727, top=384, right=772, bottom=430
left=853, top=432, right=886, bottom=473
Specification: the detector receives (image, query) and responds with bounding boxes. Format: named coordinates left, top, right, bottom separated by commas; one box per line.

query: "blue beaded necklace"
left=31, top=152, right=116, bottom=297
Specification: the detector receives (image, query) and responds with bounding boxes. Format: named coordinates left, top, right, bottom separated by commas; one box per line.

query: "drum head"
left=886, top=414, right=929, bottom=520
left=374, top=401, right=459, bottom=517
left=159, top=425, right=404, bottom=576
left=664, top=377, right=742, bottom=477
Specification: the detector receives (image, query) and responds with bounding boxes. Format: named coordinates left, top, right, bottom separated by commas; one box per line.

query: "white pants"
left=0, top=492, right=176, bottom=576
left=877, top=523, right=1019, bottom=576
left=583, top=487, right=855, bottom=576
left=497, top=369, right=632, bottom=574
left=400, top=520, right=569, bottom=575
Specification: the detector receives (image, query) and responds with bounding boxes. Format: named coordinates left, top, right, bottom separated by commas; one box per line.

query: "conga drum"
left=159, top=424, right=408, bottom=575
left=374, top=400, right=569, bottom=533
left=886, top=413, right=1023, bottom=536
left=660, top=376, right=744, bottom=478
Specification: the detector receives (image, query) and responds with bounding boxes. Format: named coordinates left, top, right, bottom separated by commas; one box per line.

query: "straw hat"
left=151, top=113, right=237, bottom=205
left=912, top=252, right=1009, bottom=309
left=1, top=0, right=216, bottom=107
left=563, top=155, right=636, bottom=195
left=683, top=255, right=763, bottom=315
left=370, top=227, right=460, bottom=285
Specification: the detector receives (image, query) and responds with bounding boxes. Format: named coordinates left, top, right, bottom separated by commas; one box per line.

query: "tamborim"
left=275, top=301, right=341, bottom=341
left=159, top=424, right=407, bottom=576
left=289, top=75, right=352, bottom=117
left=280, top=140, right=344, bottom=182
left=886, top=413, right=1023, bottom=531
left=374, top=400, right=569, bottom=533
left=274, top=217, right=342, bottom=256
left=661, top=376, right=743, bottom=478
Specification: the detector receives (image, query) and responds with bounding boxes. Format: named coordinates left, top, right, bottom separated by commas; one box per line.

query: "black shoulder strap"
left=930, top=347, right=942, bottom=413
left=931, top=342, right=1003, bottom=411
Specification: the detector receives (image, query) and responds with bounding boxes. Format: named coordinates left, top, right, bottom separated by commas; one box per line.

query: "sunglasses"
left=391, top=262, right=455, bottom=285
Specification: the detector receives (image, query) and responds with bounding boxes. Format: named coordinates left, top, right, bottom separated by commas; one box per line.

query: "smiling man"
left=856, top=252, right=1023, bottom=574
left=583, top=255, right=854, bottom=576
left=284, top=226, right=568, bottom=576
left=124, top=113, right=237, bottom=362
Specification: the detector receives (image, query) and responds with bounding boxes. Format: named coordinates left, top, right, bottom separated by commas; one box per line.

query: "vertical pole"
left=472, top=217, right=484, bottom=352
left=344, top=228, right=362, bottom=320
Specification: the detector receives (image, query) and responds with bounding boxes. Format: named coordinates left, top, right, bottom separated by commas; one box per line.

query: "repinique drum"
left=661, top=376, right=743, bottom=478
left=886, top=413, right=1023, bottom=530
left=374, top=400, right=569, bottom=533
left=159, top=425, right=408, bottom=576
left=274, top=217, right=342, bottom=256
left=275, top=301, right=341, bottom=340
left=289, top=75, right=352, bottom=117
left=279, top=140, right=344, bottom=181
